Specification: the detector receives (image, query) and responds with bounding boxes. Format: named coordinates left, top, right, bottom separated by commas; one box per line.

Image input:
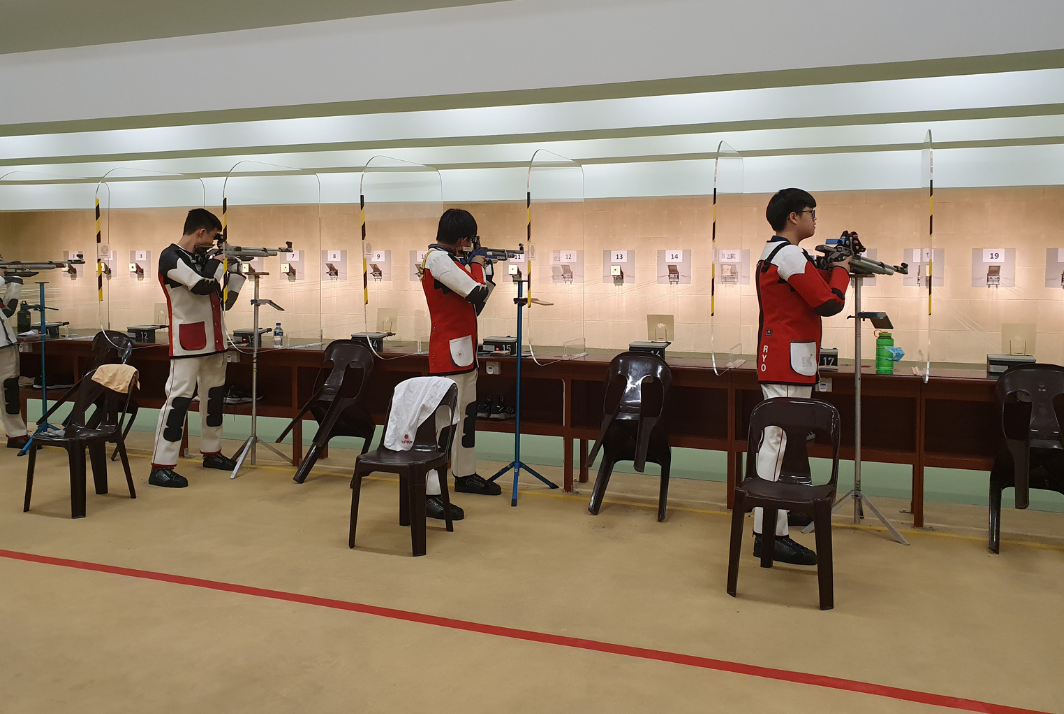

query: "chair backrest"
left=379, top=382, right=460, bottom=454
left=745, top=397, right=841, bottom=488
left=319, top=340, right=375, bottom=402
left=996, top=364, right=1064, bottom=449
left=67, top=371, right=138, bottom=432
left=89, top=330, right=134, bottom=371
left=601, top=351, right=672, bottom=419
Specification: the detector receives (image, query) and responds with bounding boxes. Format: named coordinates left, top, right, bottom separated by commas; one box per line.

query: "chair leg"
left=398, top=476, right=411, bottom=526
left=349, top=469, right=364, bottom=549
left=23, top=441, right=37, bottom=512
left=116, top=439, right=135, bottom=499
left=760, top=507, right=778, bottom=568
left=69, top=445, right=87, bottom=519
left=88, top=442, right=108, bottom=495
left=360, top=436, right=372, bottom=455
left=293, top=443, right=320, bottom=484
left=439, top=468, right=454, bottom=533
left=657, top=457, right=671, bottom=523
left=588, top=456, right=615, bottom=515
left=727, top=491, right=746, bottom=597
left=409, top=479, right=427, bottom=557
left=988, top=480, right=1003, bottom=554
left=112, top=404, right=138, bottom=461
left=813, top=500, right=834, bottom=610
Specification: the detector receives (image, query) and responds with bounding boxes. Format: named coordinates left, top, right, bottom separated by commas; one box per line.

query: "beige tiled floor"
left=2, top=434, right=1063, bottom=714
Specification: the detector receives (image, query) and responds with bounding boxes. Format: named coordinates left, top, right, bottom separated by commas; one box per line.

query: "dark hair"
left=183, top=208, right=222, bottom=236
left=765, top=188, right=816, bottom=232
left=436, top=208, right=477, bottom=245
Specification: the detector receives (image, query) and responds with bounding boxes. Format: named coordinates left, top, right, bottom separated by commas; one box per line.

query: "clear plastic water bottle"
left=273, top=322, right=283, bottom=348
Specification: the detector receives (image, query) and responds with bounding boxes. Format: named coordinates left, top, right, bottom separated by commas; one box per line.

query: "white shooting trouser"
left=0, top=346, right=27, bottom=438
left=753, top=383, right=813, bottom=537
left=151, top=352, right=227, bottom=468
left=425, top=368, right=478, bottom=496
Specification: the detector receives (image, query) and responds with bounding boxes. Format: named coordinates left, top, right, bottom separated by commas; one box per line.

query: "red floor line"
left=0, top=548, right=1048, bottom=714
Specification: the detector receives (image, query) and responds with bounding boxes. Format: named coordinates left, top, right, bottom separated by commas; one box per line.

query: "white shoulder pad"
left=768, top=244, right=811, bottom=281
left=425, top=249, right=478, bottom=298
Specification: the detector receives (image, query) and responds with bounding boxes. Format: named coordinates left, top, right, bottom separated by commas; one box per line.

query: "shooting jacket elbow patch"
left=189, top=278, right=219, bottom=296
left=465, top=285, right=489, bottom=311
left=814, top=299, right=844, bottom=317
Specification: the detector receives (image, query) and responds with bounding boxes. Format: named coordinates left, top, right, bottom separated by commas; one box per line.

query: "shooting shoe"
left=753, top=534, right=817, bottom=566
left=476, top=400, right=491, bottom=419
left=455, top=474, right=502, bottom=496
left=6, top=435, right=33, bottom=449
left=490, top=396, right=515, bottom=421
left=203, top=453, right=238, bottom=471
left=426, top=495, right=464, bottom=521
left=148, top=468, right=188, bottom=488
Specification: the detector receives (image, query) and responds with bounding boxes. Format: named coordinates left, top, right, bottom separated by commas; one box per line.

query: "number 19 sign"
left=982, top=248, right=1005, bottom=264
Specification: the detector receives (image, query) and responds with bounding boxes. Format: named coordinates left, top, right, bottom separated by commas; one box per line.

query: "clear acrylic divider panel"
left=0, top=180, right=84, bottom=346
left=472, top=186, right=528, bottom=353
left=221, top=166, right=323, bottom=349
left=913, top=130, right=934, bottom=378
left=358, top=157, right=443, bottom=352
left=525, top=151, right=585, bottom=361
left=714, top=142, right=748, bottom=371
left=926, top=137, right=1061, bottom=373
left=812, top=174, right=919, bottom=374
left=98, top=177, right=209, bottom=343
left=629, top=162, right=711, bottom=360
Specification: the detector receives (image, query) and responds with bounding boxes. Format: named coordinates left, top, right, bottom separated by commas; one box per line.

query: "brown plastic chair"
left=42, top=331, right=140, bottom=461
left=24, top=369, right=139, bottom=519
left=349, top=381, right=459, bottom=557
left=278, top=340, right=376, bottom=484
left=989, top=364, right=1064, bottom=553
left=587, top=351, right=672, bottom=521
left=727, top=397, right=841, bottom=610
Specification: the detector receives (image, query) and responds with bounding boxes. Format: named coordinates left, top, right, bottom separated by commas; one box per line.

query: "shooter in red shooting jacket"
left=420, top=209, right=502, bottom=521
left=753, top=188, right=851, bottom=565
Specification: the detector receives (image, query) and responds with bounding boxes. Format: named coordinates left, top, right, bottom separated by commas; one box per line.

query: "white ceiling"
left=1, top=0, right=1063, bottom=208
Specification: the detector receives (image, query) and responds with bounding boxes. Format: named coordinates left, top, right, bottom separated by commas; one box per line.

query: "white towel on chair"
left=384, top=376, right=455, bottom=452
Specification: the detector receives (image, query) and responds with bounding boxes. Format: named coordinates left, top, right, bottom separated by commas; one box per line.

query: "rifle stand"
left=230, top=272, right=289, bottom=478
left=20, top=283, right=61, bottom=456
left=487, top=278, right=559, bottom=505
left=804, top=275, right=908, bottom=544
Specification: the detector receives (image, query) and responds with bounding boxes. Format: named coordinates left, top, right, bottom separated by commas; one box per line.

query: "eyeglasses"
left=800, top=209, right=816, bottom=220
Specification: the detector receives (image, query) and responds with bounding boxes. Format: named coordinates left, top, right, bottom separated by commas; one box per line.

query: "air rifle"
left=814, top=231, right=908, bottom=276
left=0, top=254, right=86, bottom=279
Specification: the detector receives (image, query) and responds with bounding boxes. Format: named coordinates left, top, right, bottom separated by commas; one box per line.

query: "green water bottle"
left=875, top=331, right=894, bottom=374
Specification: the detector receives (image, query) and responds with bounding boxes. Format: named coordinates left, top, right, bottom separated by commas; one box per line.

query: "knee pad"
left=461, top=401, right=477, bottom=449
left=3, top=377, right=19, bottom=415
left=163, top=397, right=192, bottom=442
left=206, top=386, right=226, bottom=428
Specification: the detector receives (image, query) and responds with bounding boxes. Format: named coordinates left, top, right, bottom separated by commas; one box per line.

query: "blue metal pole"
left=38, top=283, right=47, bottom=414
left=511, top=278, right=523, bottom=507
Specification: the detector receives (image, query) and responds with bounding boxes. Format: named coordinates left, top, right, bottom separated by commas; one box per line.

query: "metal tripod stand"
left=231, top=271, right=288, bottom=478
left=811, top=275, right=909, bottom=545
left=488, top=277, right=558, bottom=505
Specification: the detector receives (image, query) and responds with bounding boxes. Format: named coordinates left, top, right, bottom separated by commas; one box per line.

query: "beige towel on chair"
left=91, top=364, right=140, bottom=393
